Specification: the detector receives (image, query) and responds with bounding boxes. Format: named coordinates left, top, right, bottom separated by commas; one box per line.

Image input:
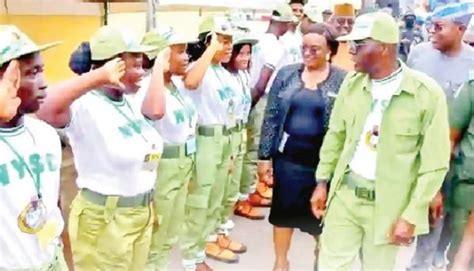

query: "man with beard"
left=406, top=3, right=474, bottom=269
left=329, top=3, right=356, bottom=71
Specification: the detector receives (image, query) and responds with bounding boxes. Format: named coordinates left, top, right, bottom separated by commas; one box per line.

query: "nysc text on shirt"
left=64, top=91, right=163, bottom=196
left=0, top=117, right=64, bottom=269
left=135, top=75, right=198, bottom=145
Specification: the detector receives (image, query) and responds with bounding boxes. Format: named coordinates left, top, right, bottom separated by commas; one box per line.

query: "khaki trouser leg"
left=203, top=133, right=232, bottom=238
left=180, top=133, right=224, bottom=266
left=68, top=192, right=153, bottom=271
left=241, top=96, right=267, bottom=196
left=319, top=174, right=399, bottom=271
left=146, top=155, right=194, bottom=271
left=221, top=129, right=244, bottom=225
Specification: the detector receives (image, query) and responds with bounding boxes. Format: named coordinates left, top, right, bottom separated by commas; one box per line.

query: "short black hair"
left=187, top=31, right=212, bottom=63
left=304, top=23, right=340, bottom=59
left=69, top=42, right=115, bottom=75
left=289, top=0, right=305, bottom=5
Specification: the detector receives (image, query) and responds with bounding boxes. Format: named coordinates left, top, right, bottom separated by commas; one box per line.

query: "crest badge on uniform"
left=18, top=198, right=48, bottom=234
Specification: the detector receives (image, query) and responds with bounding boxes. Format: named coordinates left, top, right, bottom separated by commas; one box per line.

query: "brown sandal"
left=234, top=201, right=265, bottom=220
left=217, top=234, right=247, bottom=254
left=249, top=192, right=272, bottom=207
left=205, top=242, right=239, bottom=263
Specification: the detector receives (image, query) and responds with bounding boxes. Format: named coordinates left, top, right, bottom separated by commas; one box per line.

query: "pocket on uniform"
left=395, top=120, right=421, bottom=153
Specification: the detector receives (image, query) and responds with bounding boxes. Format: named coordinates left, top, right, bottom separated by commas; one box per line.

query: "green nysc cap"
left=273, top=4, right=299, bottom=23
left=90, top=25, right=157, bottom=61
left=338, top=12, right=400, bottom=44
left=142, top=26, right=198, bottom=59
left=198, top=15, right=236, bottom=36
left=0, top=25, right=60, bottom=66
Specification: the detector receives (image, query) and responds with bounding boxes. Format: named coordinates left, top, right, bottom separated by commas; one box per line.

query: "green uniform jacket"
left=450, top=76, right=474, bottom=182
left=316, top=62, right=451, bottom=245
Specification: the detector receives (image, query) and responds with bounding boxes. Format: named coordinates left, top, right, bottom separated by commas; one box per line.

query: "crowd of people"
left=0, top=0, right=474, bottom=271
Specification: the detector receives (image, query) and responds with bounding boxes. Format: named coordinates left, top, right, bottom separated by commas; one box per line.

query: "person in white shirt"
left=0, top=24, right=125, bottom=270
left=244, top=4, right=293, bottom=209
left=281, top=0, right=305, bottom=65
left=222, top=34, right=263, bottom=222
left=0, top=25, right=67, bottom=271
left=179, top=16, right=243, bottom=270
left=36, top=25, right=164, bottom=271
left=138, top=28, right=199, bottom=271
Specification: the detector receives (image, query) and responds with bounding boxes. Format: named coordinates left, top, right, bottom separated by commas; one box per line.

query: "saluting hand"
left=209, top=33, right=224, bottom=52
left=102, top=58, right=126, bottom=89
left=310, top=183, right=327, bottom=219
left=0, top=60, right=21, bottom=122
left=389, top=218, right=415, bottom=246
left=154, top=47, right=171, bottom=73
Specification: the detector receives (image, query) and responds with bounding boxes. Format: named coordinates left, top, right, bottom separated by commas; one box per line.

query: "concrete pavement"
left=60, top=146, right=419, bottom=271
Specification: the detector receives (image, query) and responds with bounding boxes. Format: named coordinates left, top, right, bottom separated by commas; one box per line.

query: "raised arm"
left=141, top=49, right=169, bottom=120
left=0, top=60, right=21, bottom=122
left=36, top=58, right=125, bottom=128
left=184, top=34, right=222, bottom=90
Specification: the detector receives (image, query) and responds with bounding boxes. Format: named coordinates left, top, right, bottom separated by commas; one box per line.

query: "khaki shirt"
left=450, top=78, right=474, bottom=182
left=316, top=62, right=450, bottom=244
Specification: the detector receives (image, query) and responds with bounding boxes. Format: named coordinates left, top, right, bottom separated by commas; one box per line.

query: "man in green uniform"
left=449, top=75, right=474, bottom=269
left=310, top=12, right=451, bottom=270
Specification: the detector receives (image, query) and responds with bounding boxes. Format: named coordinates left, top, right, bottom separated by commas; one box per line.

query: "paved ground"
left=167, top=208, right=417, bottom=271
left=60, top=146, right=419, bottom=271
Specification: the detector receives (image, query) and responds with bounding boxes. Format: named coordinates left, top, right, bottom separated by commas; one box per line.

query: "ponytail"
left=187, top=31, right=212, bottom=63
left=69, top=42, right=92, bottom=75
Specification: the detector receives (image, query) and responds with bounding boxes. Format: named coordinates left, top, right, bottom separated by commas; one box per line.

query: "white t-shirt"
left=184, top=64, right=237, bottom=127
left=135, top=75, right=198, bottom=145
left=249, top=33, right=286, bottom=94
left=64, top=92, right=163, bottom=196
left=280, top=29, right=303, bottom=66
left=349, top=68, right=403, bottom=180
left=230, top=70, right=252, bottom=123
left=0, top=117, right=64, bottom=269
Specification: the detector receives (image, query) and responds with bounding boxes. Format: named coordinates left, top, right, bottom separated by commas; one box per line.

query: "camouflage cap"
left=273, top=4, right=299, bottom=23
left=233, top=32, right=259, bottom=46
left=90, top=25, right=157, bottom=61
left=198, top=15, right=235, bottom=36
left=0, top=25, right=60, bottom=66
left=142, top=26, right=198, bottom=59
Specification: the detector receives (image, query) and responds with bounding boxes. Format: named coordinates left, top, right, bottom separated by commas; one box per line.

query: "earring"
left=325, top=54, right=331, bottom=61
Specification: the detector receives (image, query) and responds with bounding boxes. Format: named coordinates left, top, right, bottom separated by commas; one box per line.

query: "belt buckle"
left=355, top=187, right=375, bottom=201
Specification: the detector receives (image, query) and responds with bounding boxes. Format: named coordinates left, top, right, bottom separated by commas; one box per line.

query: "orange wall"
left=0, top=15, right=101, bottom=83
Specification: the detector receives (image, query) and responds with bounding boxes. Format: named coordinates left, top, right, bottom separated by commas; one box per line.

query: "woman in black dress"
left=257, top=23, right=347, bottom=271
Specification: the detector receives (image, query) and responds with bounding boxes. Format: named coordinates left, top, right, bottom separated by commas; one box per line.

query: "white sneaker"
left=223, top=219, right=235, bottom=230
left=432, top=252, right=448, bottom=269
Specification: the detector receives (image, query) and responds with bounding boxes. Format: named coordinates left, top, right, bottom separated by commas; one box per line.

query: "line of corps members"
left=0, top=3, right=302, bottom=271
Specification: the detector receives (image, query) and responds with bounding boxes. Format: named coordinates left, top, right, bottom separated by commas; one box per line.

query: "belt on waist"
left=198, top=125, right=232, bottom=137
left=162, top=143, right=192, bottom=159
left=81, top=188, right=153, bottom=207
left=230, top=120, right=245, bottom=133
left=458, top=179, right=474, bottom=185
left=343, top=171, right=376, bottom=201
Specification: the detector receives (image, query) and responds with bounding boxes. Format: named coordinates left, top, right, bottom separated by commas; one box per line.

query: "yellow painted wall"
left=0, top=15, right=101, bottom=83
